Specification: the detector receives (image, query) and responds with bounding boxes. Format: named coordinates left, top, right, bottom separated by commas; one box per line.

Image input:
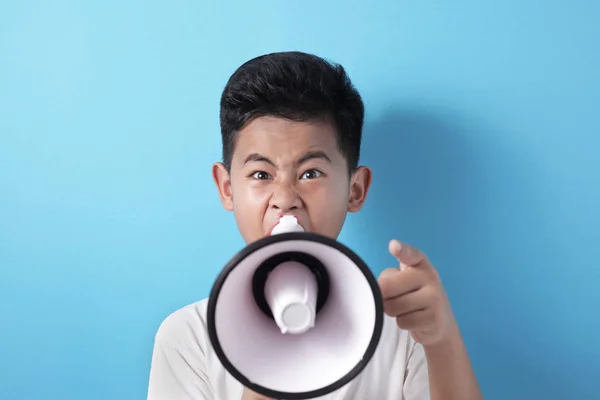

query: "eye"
left=300, top=169, right=323, bottom=180
left=251, top=171, right=272, bottom=180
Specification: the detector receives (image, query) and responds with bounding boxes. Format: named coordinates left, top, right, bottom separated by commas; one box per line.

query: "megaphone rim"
left=207, top=231, right=385, bottom=400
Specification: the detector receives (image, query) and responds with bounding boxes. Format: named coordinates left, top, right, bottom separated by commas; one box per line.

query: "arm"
left=424, top=326, right=482, bottom=400
left=379, top=240, right=483, bottom=400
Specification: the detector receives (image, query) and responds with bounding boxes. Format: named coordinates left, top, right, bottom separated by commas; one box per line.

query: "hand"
left=241, top=387, right=274, bottom=400
left=378, top=239, right=458, bottom=347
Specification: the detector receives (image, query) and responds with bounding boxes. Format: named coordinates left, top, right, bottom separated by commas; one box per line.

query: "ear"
left=348, top=165, right=372, bottom=212
left=212, top=162, right=234, bottom=211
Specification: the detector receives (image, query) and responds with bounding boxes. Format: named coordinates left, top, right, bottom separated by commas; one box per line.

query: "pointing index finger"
left=389, top=239, right=427, bottom=267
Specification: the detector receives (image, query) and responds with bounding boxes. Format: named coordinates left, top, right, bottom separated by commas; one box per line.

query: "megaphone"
left=207, top=216, right=384, bottom=399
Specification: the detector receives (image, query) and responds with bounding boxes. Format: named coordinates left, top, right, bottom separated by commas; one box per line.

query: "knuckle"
left=379, top=267, right=397, bottom=278
left=378, top=269, right=397, bottom=293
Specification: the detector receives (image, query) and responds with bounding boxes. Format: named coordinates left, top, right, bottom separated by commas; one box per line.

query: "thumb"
left=242, top=388, right=274, bottom=400
left=241, top=388, right=274, bottom=400
left=389, top=239, right=427, bottom=268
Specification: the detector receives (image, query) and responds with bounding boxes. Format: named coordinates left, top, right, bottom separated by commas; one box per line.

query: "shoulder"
left=155, top=299, right=209, bottom=336
left=152, top=298, right=210, bottom=356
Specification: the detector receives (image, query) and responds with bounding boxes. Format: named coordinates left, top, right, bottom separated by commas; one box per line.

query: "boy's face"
left=212, top=116, right=372, bottom=244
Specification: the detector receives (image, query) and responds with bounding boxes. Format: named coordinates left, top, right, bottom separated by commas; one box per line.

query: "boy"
left=147, top=51, right=483, bottom=400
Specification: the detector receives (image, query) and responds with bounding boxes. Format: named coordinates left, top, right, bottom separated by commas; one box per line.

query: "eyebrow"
left=243, top=150, right=332, bottom=167
left=298, top=150, right=332, bottom=165
left=243, top=153, right=275, bottom=166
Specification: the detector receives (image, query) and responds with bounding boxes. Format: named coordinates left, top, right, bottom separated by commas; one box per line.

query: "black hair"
left=219, top=51, right=364, bottom=173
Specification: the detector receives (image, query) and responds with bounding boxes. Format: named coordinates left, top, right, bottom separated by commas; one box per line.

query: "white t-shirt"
left=147, top=299, right=430, bottom=400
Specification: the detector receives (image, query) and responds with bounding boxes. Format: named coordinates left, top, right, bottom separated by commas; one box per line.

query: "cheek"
left=303, top=181, right=349, bottom=223
left=232, top=184, right=273, bottom=241
left=318, top=179, right=350, bottom=204
left=232, top=182, right=271, bottom=208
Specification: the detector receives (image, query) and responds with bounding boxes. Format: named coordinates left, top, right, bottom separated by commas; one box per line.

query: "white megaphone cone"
left=206, top=215, right=384, bottom=400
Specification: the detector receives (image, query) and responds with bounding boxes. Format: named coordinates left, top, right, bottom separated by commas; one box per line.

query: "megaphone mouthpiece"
left=264, top=260, right=318, bottom=335
left=252, top=251, right=331, bottom=333
left=270, top=215, right=304, bottom=235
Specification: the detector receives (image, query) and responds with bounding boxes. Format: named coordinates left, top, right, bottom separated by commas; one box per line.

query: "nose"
left=269, top=182, right=302, bottom=213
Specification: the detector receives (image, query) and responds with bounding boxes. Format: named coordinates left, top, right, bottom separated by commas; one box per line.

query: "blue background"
left=1, top=1, right=599, bottom=399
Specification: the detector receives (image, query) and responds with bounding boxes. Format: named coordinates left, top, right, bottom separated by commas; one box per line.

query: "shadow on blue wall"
left=349, top=107, right=593, bottom=400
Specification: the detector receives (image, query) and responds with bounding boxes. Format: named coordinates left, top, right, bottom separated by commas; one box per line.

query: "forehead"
left=232, top=116, right=342, bottom=163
